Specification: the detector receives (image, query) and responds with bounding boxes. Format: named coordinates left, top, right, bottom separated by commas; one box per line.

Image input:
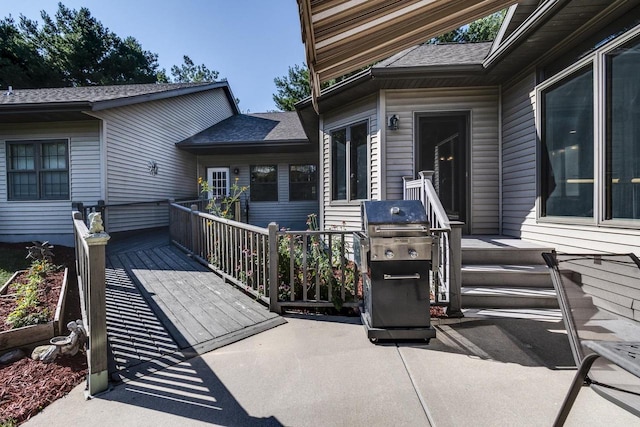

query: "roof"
left=0, top=81, right=239, bottom=122
left=176, top=111, right=314, bottom=154
left=375, top=42, right=492, bottom=69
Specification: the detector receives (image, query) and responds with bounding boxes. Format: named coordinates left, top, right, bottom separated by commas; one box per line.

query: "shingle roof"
left=374, top=42, right=493, bottom=69
left=178, top=111, right=308, bottom=146
left=0, top=82, right=226, bottom=107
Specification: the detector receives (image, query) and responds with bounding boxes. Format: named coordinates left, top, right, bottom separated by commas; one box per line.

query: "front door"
left=416, top=113, right=468, bottom=227
left=206, top=167, right=230, bottom=199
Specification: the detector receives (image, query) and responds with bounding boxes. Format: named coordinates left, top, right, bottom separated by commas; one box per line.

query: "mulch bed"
left=0, top=243, right=86, bottom=425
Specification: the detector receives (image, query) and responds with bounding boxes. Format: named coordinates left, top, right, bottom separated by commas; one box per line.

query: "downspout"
left=498, top=86, right=503, bottom=236
left=378, top=89, right=387, bottom=200
left=83, top=111, right=108, bottom=204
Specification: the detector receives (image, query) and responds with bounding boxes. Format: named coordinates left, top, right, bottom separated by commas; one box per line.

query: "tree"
left=273, top=64, right=310, bottom=111
left=430, top=10, right=506, bottom=44
left=168, top=55, right=219, bottom=83
left=272, top=64, right=367, bottom=111
left=0, top=3, right=160, bottom=88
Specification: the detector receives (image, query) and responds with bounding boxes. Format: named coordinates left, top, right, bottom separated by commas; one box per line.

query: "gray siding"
left=501, top=72, right=640, bottom=255
left=321, top=95, right=378, bottom=231
left=0, top=120, right=102, bottom=245
left=197, top=152, right=319, bottom=230
left=385, top=87, right=500, bottom=234
left=93, top=88, right=234, bottom=232
left=501, top=72, right=537, bottom=237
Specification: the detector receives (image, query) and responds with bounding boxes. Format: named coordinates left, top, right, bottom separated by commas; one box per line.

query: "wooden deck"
left=105, top=229, right=285, bottom=380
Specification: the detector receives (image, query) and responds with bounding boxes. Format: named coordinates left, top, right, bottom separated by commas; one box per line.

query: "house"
left=176, top=111, right=318, bottom=230
left=0, top=82, right=317, bottom=245
left=296, top=0, right=640, bottom=256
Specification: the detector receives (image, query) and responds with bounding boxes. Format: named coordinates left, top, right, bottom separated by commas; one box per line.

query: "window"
left=289, top=164, right=317, bottom=201
left=250, top=165, right=277, bottom=201
left=331, top=122, right=368, bottom=201
left=605, top=37, right=640, bottom=220
left=206, top=167, right=230, bottom=199
left=541, top=67, right=594, bottom=218
left=538, top=29, right=640, bottom=225
left=7, top=139, right=69, bottom=201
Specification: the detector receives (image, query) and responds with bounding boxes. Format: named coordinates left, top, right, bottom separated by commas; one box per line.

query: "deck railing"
left=403, top=171, right=462, bottom=315
left=169, top=203, right=358, bottom=313
left=72, top=210, right=110, bottom=396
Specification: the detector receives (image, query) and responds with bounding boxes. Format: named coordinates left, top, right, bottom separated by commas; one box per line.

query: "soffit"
left=298, top=0, right=517, bottom=107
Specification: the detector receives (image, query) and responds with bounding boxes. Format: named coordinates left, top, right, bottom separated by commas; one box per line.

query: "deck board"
left=104, top=229, right=285, bottom=380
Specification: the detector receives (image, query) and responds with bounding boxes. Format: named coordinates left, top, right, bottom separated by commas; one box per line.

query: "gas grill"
left=354, top=200, right=437, bottom=342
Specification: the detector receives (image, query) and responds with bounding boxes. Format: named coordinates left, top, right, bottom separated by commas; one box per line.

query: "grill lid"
left=362, top=200, right=429, bottom=236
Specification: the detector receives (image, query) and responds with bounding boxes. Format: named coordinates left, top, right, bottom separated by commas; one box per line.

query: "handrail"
left=403, top=171, right=463, bottom=315
left=168, top=202, right=359, bottom=313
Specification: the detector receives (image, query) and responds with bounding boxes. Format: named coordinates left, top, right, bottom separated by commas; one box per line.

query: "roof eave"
left=91, top=81, right=239, bottom=113
left=371, top=63, right=486, bottom=78
left=0, top=101, right=92, bottom=113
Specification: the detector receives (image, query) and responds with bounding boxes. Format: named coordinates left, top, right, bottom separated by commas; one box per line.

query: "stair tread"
left=462, top=264, right=549, bottom=273
left=461, top=287, right=556, bottom=297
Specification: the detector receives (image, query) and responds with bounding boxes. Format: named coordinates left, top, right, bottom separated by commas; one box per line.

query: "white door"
left=206, top=167, right=230, bottom=200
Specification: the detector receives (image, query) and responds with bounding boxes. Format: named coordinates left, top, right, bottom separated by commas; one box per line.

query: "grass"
left=0, top=245, right=30, bottom=287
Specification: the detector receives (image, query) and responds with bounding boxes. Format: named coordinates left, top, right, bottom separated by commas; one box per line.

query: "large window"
left=7, top=139, right=69, bottom=201
left=539, top=30, right=640, bottom=224
left=606, top=37, right=640, bottom=221
left=331, top=122, right=368, bottom=201
left=250, top=165, right=277, bottom=201
left=289, top=164, right=317, bottom=201
left=541, top=67, right=594, bottom=218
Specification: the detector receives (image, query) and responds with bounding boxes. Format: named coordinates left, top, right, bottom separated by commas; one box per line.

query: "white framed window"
left=206, top=167, right=230, bottom=200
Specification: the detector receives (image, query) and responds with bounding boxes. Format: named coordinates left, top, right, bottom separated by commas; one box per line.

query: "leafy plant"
left=26, top=241, right=54, bottom=263
left=198, top=176, right=248, bottom=219
left=276, top=214, right=357, bottom=309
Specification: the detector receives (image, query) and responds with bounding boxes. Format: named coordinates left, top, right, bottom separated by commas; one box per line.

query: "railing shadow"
left=99, top=355, right=283, bottom=426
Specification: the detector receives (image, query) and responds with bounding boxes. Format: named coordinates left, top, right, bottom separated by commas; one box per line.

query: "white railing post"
left=268, top=222, right=281, bottom=314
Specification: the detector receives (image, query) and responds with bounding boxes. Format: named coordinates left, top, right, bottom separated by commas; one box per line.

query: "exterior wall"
left=93, top=88, right=235, bottom=232
left=321, top=95, right=379, bottom=231
left=0, top=120, right=102, bottom=245
left=197, top=152, right=319, bottom=230
left=501, top=71, right=640, bottom=255
left=385, top=87, right=500, bottom=234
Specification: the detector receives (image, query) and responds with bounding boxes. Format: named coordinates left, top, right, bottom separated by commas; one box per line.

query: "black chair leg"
left=553, top=353, right=601, bottom=427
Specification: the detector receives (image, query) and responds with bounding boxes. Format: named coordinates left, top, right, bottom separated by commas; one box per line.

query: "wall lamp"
left=388, top=114, right=399, bottom=131
left=233, top=167, right=240, bottom=175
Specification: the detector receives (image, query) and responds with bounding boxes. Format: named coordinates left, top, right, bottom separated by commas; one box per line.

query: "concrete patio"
left=23, top=313, right=639, bottom=426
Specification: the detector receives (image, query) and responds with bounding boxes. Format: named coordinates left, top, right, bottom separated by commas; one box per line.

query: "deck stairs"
left=460, top=236, right=558, bottom=310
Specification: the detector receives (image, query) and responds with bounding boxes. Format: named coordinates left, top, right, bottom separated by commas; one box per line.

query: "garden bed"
left=0, top=268, right=69, bottom=351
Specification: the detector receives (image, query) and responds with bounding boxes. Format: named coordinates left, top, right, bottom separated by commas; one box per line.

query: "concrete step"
left=461, top=287, right=559, bottom=309
left=461, top=264, right=553, bottom=288
left=461, top=237, right=553, bottom=265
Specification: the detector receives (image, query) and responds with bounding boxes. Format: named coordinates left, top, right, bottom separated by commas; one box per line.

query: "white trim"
left=378, top=90, right=387, bottom=200
left=498, top=84, right=503, bottom=235
left=327, top=118, right=370, bottom=204
left=319, top=115, right=325, bottom=230
left=206, top=167, right=230, bottom=199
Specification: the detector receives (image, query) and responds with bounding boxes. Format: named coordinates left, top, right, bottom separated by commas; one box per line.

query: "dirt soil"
left=0, top=243, right=87, bottom=425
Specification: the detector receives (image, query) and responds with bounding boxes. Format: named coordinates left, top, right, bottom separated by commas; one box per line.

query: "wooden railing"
left=169, top=203, right=358, bottom=313
left=403, top=171, right=463, bottom=315
left=72, top=211, right=110, bottom=396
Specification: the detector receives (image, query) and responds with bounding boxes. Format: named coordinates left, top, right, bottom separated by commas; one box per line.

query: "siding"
left=93, top=88, right=234, bottom=232
left=321, top=95, right=378, bottom=231
left=385, top=87, right=500, bottom=234
left=0, top=120, right=102, bottom=245
left=501, top=72, right=640, bottom=255
left=197, top=152, right=319, bottom=230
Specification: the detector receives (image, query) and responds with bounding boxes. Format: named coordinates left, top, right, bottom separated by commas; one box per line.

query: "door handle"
left=383, top=273, right=421, bottom=280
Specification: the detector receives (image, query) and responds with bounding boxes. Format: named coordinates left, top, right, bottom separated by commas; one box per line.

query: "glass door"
left=206, top=167, right=230, bottom=200
left=417, top=114, right=468, bottom=225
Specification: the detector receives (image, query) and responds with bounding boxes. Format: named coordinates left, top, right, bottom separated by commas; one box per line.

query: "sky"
left=1, top=0, right=307, bottom=113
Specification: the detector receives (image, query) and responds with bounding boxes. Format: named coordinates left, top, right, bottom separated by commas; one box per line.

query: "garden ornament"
left=31, top=320, right=87, bottom=363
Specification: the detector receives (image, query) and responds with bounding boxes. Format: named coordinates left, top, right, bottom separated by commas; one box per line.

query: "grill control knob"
left=408, top=249, right=418, bottom=259
left=385, top=250, right=395, bottom=259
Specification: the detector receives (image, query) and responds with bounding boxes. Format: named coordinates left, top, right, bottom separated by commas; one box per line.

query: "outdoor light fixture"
left=388, top=115, right=399, bottom=130
left=233, top=167, right=240, bottom=175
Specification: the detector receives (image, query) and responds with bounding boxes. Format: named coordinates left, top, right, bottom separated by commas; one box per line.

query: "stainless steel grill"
left=354, top=200, right=437, bottom=342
